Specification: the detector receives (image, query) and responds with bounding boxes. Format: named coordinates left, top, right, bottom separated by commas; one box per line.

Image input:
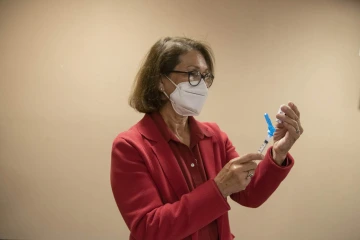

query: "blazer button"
left=191, top=163, right=195, bottom=167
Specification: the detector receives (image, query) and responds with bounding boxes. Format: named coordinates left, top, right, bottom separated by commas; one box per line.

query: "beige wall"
left=1, top=0, right=360, bottom=239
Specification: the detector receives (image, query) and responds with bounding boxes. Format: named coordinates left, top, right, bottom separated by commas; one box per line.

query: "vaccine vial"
left=276, top=106, right=285, bottom=123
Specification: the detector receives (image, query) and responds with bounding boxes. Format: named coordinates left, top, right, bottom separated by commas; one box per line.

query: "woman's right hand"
left=214, top=153, right=264, bottom=198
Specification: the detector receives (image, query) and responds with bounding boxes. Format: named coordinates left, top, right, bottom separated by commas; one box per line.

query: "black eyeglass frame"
left=165, top=70, right=214, bottom=88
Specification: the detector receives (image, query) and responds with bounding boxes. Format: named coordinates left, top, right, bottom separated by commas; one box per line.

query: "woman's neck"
left=159, top=102, right=189, bottom=138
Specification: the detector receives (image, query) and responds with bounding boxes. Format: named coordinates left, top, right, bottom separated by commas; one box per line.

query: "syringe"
left=257, top=113, right=276, bottom=154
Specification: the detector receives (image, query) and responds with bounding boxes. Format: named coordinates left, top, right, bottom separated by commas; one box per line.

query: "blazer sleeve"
left=110, top=136, right=230, bottom=240
left=216, top=124, right=295, bottom=208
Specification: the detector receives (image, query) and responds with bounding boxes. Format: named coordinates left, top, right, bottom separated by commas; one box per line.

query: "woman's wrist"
left=214, top=178, right=228, bottom=198
left=271, top=148, right=287, bottom=166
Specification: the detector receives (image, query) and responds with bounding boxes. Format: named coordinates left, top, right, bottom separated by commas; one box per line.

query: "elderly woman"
left=111, top=37, right=303, bottom=240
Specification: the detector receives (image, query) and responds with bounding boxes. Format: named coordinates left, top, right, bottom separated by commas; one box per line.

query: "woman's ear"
left=158, top=78, right=168, bottom=100
left=158, top=78, right=165, bottom=92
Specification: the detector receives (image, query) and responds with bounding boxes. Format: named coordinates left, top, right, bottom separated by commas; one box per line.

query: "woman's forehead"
left=177, top=50, right=208, bottom=71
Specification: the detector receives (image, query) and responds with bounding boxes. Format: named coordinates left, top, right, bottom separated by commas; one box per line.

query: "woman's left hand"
left=272, top=102, right=304, bottom=165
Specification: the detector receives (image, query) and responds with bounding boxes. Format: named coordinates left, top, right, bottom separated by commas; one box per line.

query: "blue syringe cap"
left=264, top=113, right=276, bottom=137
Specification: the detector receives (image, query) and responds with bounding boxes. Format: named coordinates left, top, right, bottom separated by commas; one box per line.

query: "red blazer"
left=111, top=114, right=294, bottom=240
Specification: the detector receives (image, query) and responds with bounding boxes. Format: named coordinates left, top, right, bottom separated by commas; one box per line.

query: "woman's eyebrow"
left=187, top=65, right=199, bottom=69
left=187, top=65, right=209, bottom=71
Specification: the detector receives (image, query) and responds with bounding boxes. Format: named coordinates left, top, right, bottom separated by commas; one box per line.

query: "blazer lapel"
left=137, top=114, right=190, bottom=200
left=150, top=141, right=190, bottom=199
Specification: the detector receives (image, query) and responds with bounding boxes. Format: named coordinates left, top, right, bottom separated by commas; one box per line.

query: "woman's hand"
left=272, top=102, right=304, bottom=164
left=214, top=153, right=264, bottom=197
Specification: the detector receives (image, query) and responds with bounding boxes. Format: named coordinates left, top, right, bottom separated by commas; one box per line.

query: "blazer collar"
left=137, top=113, right=213, bottom=143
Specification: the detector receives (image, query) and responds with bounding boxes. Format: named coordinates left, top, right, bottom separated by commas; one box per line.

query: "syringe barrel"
left=257, top=135, right=272, bottom=154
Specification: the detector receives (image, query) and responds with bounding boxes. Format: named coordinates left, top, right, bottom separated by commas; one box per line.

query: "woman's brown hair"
left=128, top=36, right=215, bottom=113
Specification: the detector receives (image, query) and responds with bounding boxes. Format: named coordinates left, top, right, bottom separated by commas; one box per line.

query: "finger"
left=289, top=102, right=300, bottom=118
left=296, top=118, right=304, bottom=134
left=287, top=108, right=304, bottom=134
left=239, top=172, right=252, bottom=191
left=246, top=169, right=255, bottom=180
left=284, top=120, right=303, bottom=135
left=299, top=124, right=304, bottom=134
left=294, top=114, right=304, bottom=134
left=283, top=122, right=300, bottom=138
left=276, top=114, right=299, bottom=130
left=238, top=171, right=253, bottom=182
left=230, top=153, right=264, bottom=164
left=238, top=161, right=257, bottom=172
left=280, top=104, right=299, bottom=121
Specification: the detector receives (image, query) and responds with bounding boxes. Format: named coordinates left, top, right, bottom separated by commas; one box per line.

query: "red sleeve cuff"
left=267, top=146, right=294, bottom=169
left=188, top=179, right=230, bottom=223
left=209, top=179, right=231, bottom=209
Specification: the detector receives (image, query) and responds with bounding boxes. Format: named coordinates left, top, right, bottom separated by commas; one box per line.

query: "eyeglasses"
left=166, top=70, right=214, bottom=88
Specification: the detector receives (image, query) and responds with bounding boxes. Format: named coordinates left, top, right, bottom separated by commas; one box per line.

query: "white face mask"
left=162, top=75, right=208, bottom=116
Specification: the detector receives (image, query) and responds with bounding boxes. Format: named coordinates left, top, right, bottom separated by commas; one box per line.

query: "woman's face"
left=161, top=50, right=209, bottom=94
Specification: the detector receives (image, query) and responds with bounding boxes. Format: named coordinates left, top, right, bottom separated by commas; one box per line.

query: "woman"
left=110, top=37, right=303, bottom=240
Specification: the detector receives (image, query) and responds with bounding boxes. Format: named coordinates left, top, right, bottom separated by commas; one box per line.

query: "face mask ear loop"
left=160, top=75, right=173, bottom=101
left=162, top=89, right=170, bottom=99
left=163, top=74, right=178, bottom=88
left=162, top=88, right=178, bottom=108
